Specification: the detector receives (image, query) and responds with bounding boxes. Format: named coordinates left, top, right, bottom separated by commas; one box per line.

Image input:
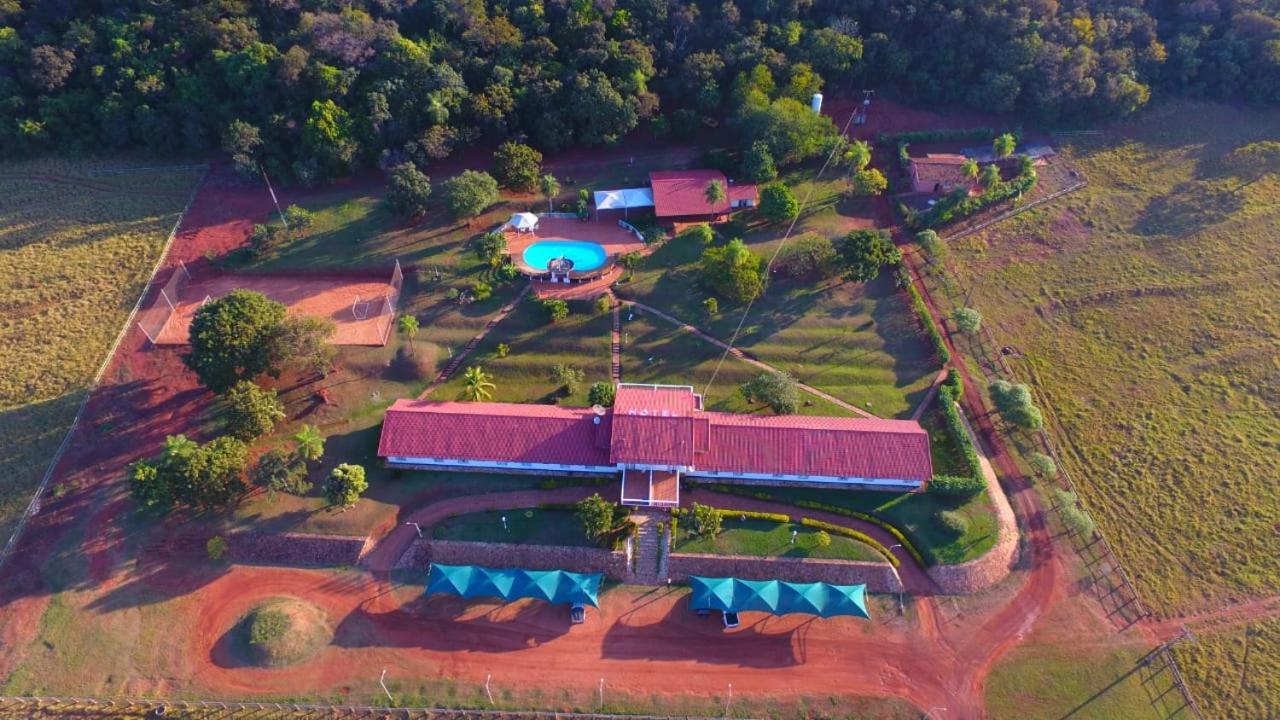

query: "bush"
left=324, top=463, right=367, bottom=509
left=792, top=500, right=925, bottom=567
left=1054, top=488, right=1097, bottom=539
left=689, top=502, right=723, bottom=537
left=470, top=280, right=492, bottom=302
left=740, top=371, right=798, bottom=414
left=575, top=493, right=615, bottom=540
left=812, top=530, right=832, bottom=548
left=283, top=204, right=313, bottom=230
left=1029, top=451, right=1057, bottom=480
left=934, top=510, right=969, bottom=538
left=916, top=229, right=946, bottom=261
left=927, top=474, right=985, bottom=498
left=385, top=163, right=432, bottom=217
left=952, top=307, right=982, bottom=334
left=537, top=297, right=569, bottom=323
left=904, top=281, right=951, bottom=365
left=206, top=535, right=228, bottom=561
left=699, top=238, right=764, bottom=303
left=774, top=234, right=838, bottom=280
left=850, top=168, right=887, bottom=196
left=740, top=140, right=777, bottom=182
left=758, top=182, right=799, bottom=222
left=492, top=142, right=542, bottom=191
left=798, top=518, right=898, bottom=567
left=249, top=608, right=289, bottom=647
left=678, top=223, right=715, bottom=245
left=588, top=381, right=616, bottom=407
left=836, top=229, right=901, bottom=282
left=441, top=170, right=500, bottom=218
left=594, top=294, right=612, bottom=314
left=549, top=363, right=585, bottom=397
left=252, top=447, right=312, bottom=496
left=702, top=296, right=719, bottom=315
left=990, top=380, right=1044, bottom=430
left=223, top=380, right=285, bottom=441
left=716, top=508, right=792, bottom=524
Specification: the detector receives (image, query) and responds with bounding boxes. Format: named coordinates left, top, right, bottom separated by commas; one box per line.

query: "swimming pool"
left=521, top=240, right=608, bottom=272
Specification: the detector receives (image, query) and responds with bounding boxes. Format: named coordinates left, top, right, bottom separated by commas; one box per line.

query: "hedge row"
left=719, top=508, right=792, bottom=524
left=909, top=167, right=1038, bottom=230
left=793, top=500, right=928, bottom=568
left=936, top=373, right=985, bottom=484
left=904, top=279, right=951, bottom=366
left=799, top=518, right=899, bottom=568
left=878, top=127, right=997, bottom=145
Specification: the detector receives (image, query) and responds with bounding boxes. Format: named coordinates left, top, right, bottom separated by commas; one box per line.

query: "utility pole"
left=259, top=164, right=289, bottom=230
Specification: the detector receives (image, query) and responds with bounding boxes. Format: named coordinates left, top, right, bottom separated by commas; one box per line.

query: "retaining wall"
left=225, top=531, right=369, bottom=567
left=398, top=539, right=631, bottom=580
left=667, top=553, right=903, bottom=593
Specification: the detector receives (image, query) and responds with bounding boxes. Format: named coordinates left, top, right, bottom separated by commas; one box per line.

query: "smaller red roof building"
left=648, top=170, right=757, bottom=222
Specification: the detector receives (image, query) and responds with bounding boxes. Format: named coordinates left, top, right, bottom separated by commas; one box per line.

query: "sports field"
left=939, top=101, right=1280, bottom=719
left=0, top=159, right=203, bottom=544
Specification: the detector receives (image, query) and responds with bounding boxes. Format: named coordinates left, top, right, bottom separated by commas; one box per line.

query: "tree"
left=741, top=141, right=777, bottom=183
left=704, top=178, right=726, bottom=206
left=758, top=182, right=799, bottom=222
left=252, top=447, right=311, bottom=496
left=293, top=424, right=325, bottom=464
left=222, top=120, right=263, bottom=177
left=462, top=366, right=495, bottom=401
left=993, top=133, right=1017, bottom=158
left=441, top=170, right=500, bottom=218
left=990, top=380, right=1044, bottom=429
left=28, top=45, right=75, bottom=92
left=774, top=234, right=838, bottom=280
left=703, top=296, right=719, bottom=315
left=492, top=142, right=542, bottom=191
left=302, top=99, right=358, bottom=176
left=283, top=205, right=314, bottom=231
left=206, top=536, right=228, bottom=561
left=952, top=307, right=982, bottom=334
left=397, top=314, right=419, bottom=355
left=145, top=434, right=248, bottom=510
left=594, top=294, right=612, bottom=314
left=325, top=463, right=367, bottom=509
left=538, top=297, right=569, bottom=323
left=1227, top=141, right=1280, bottom=187
left=961, top=158, right=979, bottom=181
left=223, top=380, right=285, bottom=441
left=850, top=168, right=888, bottom=196
left=689, top=502, right=722, bottom=537
left=843, top=140, right=872, bottom=171
left=385, top=163, right=432, bottom=217
left=184, top=290, right=288, bottom=393
left=980, top=163, right=1002, bottom=189
left=575, top=493, right=616, bottom=540
left=836, top=229, right=902, bottom=282
left=128, top=460, right=172, bottom=513
left=550, top=363, right=585, bottom=397
left=740, top=371, right=798, bottom=414
left=699, top=238, right=765, bottom=303
left=474, top=231, right=507, bottom=268
left=916, top=230, right=946, bottom=261
left=737, top=97, right=838, bottom=166
left=539, top=173, right=560, bottom=212
left=678, top=223, right=715, bottom=245
left=588, top=382, right=616, bottom=407
left=273, top=316, right=336, bottom=377
left=1029, top=452, right=1057, bottom=480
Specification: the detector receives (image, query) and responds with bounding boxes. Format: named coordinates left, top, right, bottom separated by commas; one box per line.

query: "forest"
left=2, top=0, right=1278, bottom=181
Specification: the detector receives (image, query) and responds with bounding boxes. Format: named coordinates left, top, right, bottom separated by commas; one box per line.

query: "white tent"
left=593, top=187, right=654, bottom=218
left=510, top=212, right=539, bottom=232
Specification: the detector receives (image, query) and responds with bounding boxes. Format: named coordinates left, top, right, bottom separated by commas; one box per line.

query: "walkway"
left=609, top=293, right=622, bottom=381
left=417, top=285, right=530, bottom=399
left=909, top=368, right=950, bottom=421
left=620, top=300, right=879, bottom=419
left=530, top=266, right=621, bottom=301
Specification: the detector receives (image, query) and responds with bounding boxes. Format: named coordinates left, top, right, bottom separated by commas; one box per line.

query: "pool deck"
left=505, top=217, right=647, bottom=275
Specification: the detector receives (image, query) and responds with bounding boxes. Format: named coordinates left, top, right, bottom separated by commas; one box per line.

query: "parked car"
left=570, top=603, right=586, bottom=624
left=722, top=611, right=740, bottom=629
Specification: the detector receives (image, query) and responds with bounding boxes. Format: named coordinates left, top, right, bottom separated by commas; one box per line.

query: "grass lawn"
left=432, top=507, right=596, bottom=547
left=0, top=159, right=203, bottom=542
left=673, top=517, right=884, bottom=563
left=616, top=167, right=939, bottom=420
left=931, top=100, right=1279, bottom=718
left=984, top=643, right=1159, bottom=719
left=1173, top=616, right=1280, bottom=720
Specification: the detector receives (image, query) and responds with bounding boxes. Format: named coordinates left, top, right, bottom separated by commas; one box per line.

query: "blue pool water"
left=522, top=240, right=608, bottom=272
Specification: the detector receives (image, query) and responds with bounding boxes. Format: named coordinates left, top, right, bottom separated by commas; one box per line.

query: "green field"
left=432, top=507, right=597, bottom=547
left=673, top=517, right=884, bottom=563
left=0, top=160, right=203, bottom=542
left=935, top=101, right=1280, bottom=719
left=984, top=643, right=1159, bottom=719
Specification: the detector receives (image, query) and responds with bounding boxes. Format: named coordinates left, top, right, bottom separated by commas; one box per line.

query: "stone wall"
left=667, top=553, right=903, bottom=593
left=398, top=539, right=631, bottom=580
left=225, top=531, right=369, bottom=567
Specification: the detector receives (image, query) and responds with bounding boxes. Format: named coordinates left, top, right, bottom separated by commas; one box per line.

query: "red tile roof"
left=649, top=170, right=730, bottom=218
left=379, top=386, right=932, bottom=482
left=727, top=183, right=759, bottom=204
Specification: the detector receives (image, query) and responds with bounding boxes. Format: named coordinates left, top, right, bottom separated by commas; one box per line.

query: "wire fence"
left=136, top=260, right=192, bottom=344
left=914, top=166, right=1205, bottom=720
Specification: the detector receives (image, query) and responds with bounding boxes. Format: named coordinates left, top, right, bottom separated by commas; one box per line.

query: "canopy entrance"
left=688, top=576, right=869, bottom=619
left=426, top=563, right=602, bottom=607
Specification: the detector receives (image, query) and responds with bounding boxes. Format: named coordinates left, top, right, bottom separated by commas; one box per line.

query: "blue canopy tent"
left=426, top=563, right=602, bottom=607
left=688, top=576, right=869, bottom=619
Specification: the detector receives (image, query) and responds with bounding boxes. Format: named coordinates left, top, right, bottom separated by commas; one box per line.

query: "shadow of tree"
left=1134, top=181, right=1244, bottom=236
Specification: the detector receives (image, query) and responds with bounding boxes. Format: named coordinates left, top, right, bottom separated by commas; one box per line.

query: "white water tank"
left=811, top=92, right=823, bottom=114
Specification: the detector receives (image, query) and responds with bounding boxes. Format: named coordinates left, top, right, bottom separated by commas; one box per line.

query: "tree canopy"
left=129, top=434, right=249, bottom=512
left=699, top=238, right=765, bottom=304
left=442, top=170, right=500, bottom=218
left=836, top=230, right=902, bottom=283
left=740, top=371, right=799, bottom=414
left=184, top=290, right=288, bottom=393
left=385, top=162, right=432, bottom=217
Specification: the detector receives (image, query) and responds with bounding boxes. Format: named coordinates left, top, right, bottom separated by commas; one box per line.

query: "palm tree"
left=980, top=163, right=1002, bottom=189
left=397, top=314, right=419, bottom=355
left=539, top=173, right=560, bottom=212
left=704, top=179, right=726, bottom=206
left=294, top=424, right=325, bottom=464
left=961, top=158, right=979, bottom=181
left=463, top=366, right=495, bottom=402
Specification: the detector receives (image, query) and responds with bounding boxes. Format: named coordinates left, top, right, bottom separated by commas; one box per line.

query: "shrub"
left=470, top=280, right=492, bottom=302
left=441, top=170, right=500, bottom=218
left=575, top=493, right=615, bottom=540
left=249, top=608, right=289, bottom=647
left=324, top=463, right=367, bottom=509
left=740, top=371, right=798, bottom=414
left=703, top=296, right=719, bottom=316
left=594, top=294, right=612, bottom=314
left=952, top=307, right=982, bottom=334
left=252, top=447, right=312, bottom=496
left=934, top=510, right=969, bottom=538
left=678, top=223, right=715, bottom=245
left=206, top=535, right=228, bottom=561
left=993, top=132, right=1017, bottom=158
left=537, top=297, right=569, bottom=323
left=990, top=380, right=1044, bottom=430
left=474, top=230, right=507, bottom=267
left=799, top=518, right=898, bottom=567
left=588, top=381, right=616, bottom=407
left=492, top=141, right=542, bottom=191
left=792, top=500, right=926, bottom=567
left=812, top=530, right=832, bottom=548
left=758, top=182, right=799, bottom=222
left=385, top=162, right=432, bottom=217
left=774, top=234, right=837, bottom=280
left=690, top=502, right=722, bottom=537
left=916, top=229, right=945, bottom=260
left=223, top=380, right=285, bottom=441
left=495, top=343, right=510, bottom=359
left=1029, top=451, right=1057, bottom=480
left=549, top=363, right=585, bottom=397
left=1054, top=488, right=1097, bottom=539
left=850, top=168, right=887, bottom=196
left=927, top=474, right=985, bottom=498
left=283, top=204, right=313, bottom=230
left=740, top=140, right=777, bottom=182
left=904, top=281, right=951, bottom=365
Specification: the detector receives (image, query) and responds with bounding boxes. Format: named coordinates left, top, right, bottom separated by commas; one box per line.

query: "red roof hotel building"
left=378, top=383, right=932, bottom=507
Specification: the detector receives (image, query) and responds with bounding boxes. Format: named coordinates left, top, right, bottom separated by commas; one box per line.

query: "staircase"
left=610, top=296, right=622, bottom=381
left=630, top=509, right=669, bottom=586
